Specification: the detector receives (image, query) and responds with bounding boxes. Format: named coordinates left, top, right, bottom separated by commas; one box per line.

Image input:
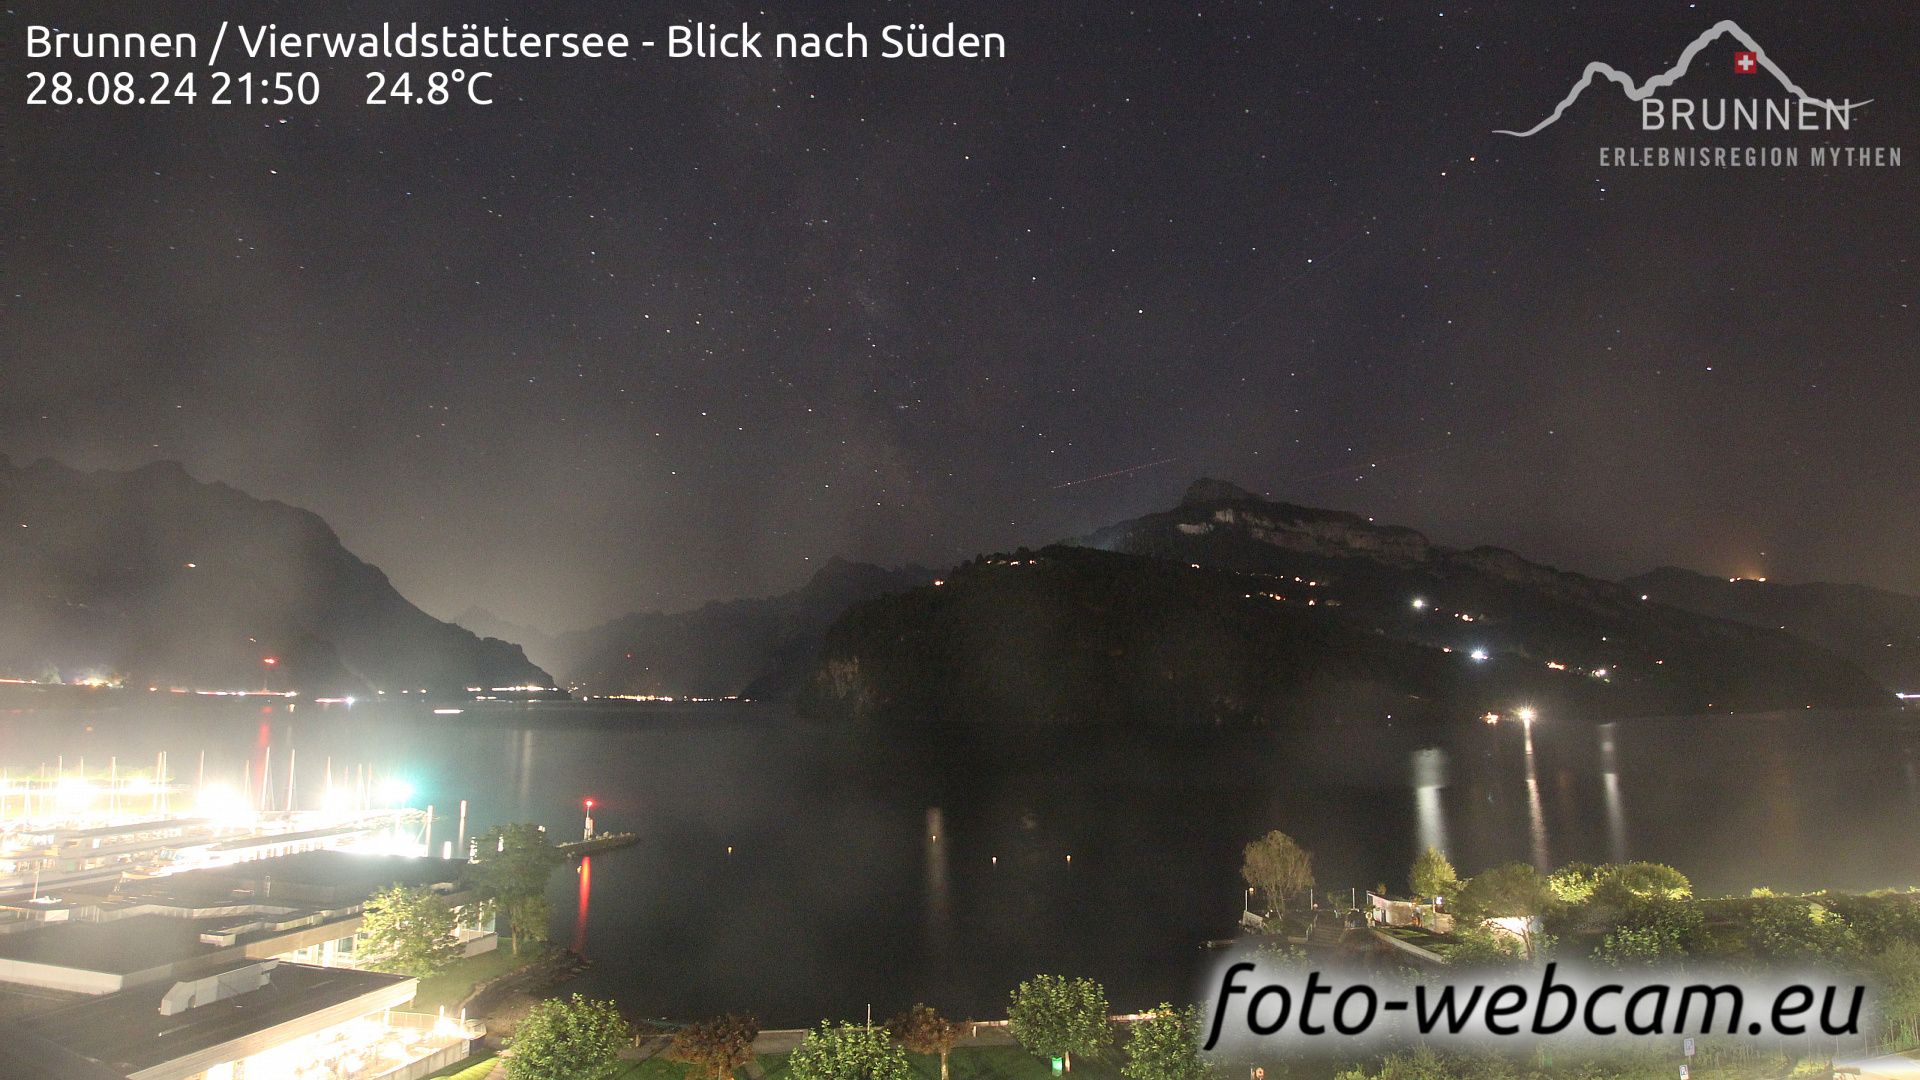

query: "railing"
left=387, top=1009, right=486, bottom=1041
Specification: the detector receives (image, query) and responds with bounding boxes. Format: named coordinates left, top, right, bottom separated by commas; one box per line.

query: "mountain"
left=454, top=606, right=561, bottom=675
left=799, top=480, right=1891, bottom=725
left=1625, top=567, right=1920, bottom=692
left=0, top=456, right=556, bottom=697
left=553, top=557, right=933, bottom=698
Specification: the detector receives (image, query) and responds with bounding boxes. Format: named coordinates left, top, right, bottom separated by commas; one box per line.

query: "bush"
left=1738, top=896, right=1856, bottom=962
left=788, top=1021, right=914, bottom=1080
left=667, top=1015, right=760, bottom=1080
left=1592, top=898, right=1704, bottom=966
left=505, top=995, right=631, bottom=1080
left=1122, top=1005, right=1212, bottom=1080
left=1440, top=928, right=1523, bottom=968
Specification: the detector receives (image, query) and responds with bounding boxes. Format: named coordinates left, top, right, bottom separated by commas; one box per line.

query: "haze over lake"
left=4, top=700, right=1917, bottom=1025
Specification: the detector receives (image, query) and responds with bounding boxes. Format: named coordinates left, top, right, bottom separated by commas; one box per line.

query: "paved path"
left=1834, top=1051, right=1920, bottom=1078
left=623, top=1022, right=1023, bottom=1061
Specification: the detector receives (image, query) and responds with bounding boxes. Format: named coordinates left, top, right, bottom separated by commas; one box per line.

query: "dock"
left=557, top=831, right=638, bottom=858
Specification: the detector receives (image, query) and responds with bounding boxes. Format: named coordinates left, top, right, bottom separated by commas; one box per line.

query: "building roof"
left=23, top=961, right=414, bottom=1076
left=133, top=850, right=465, bottom=906
left=48, top=818, right=212, bottom=843
left=0, top=852, right=471, bottom=992
left=0, top=914, right=217, bottom=974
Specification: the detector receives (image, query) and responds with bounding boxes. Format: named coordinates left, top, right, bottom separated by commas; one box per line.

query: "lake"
left=3, top=699, right=1918, bottom=1025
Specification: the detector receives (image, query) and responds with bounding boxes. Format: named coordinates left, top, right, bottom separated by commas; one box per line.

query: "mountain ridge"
left=549, top=556, right=933, bottom=698
left=0, top=455, right=555, bottom=697
left=799, top=480, right=1890, bottom=724
left=1626, top=566, right=1920, bottom=691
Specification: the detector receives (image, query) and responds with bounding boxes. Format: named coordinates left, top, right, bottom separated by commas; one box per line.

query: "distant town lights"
left=1469, top=648, right=1490, bottom=662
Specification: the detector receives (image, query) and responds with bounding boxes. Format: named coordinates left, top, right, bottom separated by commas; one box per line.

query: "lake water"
left=3, top=700, right=1919, bottom=1025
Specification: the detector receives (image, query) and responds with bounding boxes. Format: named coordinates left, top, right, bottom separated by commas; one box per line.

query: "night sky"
left=4, top=3, right=1915, bottom=632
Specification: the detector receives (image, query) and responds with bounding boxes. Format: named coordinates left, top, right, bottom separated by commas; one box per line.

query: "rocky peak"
left=1181, top=478, right=1261, bottom=506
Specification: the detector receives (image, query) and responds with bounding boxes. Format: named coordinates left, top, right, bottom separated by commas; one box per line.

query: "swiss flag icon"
left=1734, top=50, right=1759, bottom=74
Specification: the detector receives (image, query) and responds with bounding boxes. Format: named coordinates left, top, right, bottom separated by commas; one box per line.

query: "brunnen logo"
left=1494, top=19, right=1901, bottom=168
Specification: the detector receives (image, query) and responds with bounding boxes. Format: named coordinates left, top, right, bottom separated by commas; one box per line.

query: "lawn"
left=607, top=1044, right=1123, bottom=1080
left=908, top=1045, right=1125, bottom=1080
left=423, top=1052, right=497, bottom=1079
left=412, top=943, right=556, bottom=1013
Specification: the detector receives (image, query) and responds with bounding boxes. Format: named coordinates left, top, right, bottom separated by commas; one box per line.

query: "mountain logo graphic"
left=1495, top=20, right=1865, bottom=137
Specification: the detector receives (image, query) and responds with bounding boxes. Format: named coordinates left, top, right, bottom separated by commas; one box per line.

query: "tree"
left=1123, top=1004, right=1212, bottom=1080
left=1453, top=863, right=1554, bottom=922
left=1553, top=861, right=1690, bottom=910
left=667, top=1014, right=760, bottom=1080
left=1007, top=974, right=1111, bottom=1072
left=789, top=1021, right=916, bottom=1080
left=1868, top=940, right=1920, bottom=1047
left=1604, top=862, right=1691, bottom=902
left=506, top=994, right=631, bottom=1080
left=1547, top=862, right=1604, bottom=905
left=1240, top=831, right=1313, bottom=916
left=1409, top=847, right=1460, bottom=903
left=357, top=884, right=461, bottom=977
left=471, top=822, right=564, bottom=955
left=888, top=1004, right=962, bottom=1080
left=1453, top=863, right=1556, bottom=958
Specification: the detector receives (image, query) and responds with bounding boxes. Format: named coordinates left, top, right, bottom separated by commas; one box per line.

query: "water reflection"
left=574, top=855, right=593, bottom=953
left=1409, top=748, right=1449, bottom=856
left=513, top=729, right=535, bottom=810
left=1598, top=724, right=1628, bottom=862
left=924, top=806, right=950, bottom=939
left=1521, top=719, right=1550, bottom=870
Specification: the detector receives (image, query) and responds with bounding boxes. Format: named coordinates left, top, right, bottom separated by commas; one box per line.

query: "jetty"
left=557, top=831, right=638, bottom=858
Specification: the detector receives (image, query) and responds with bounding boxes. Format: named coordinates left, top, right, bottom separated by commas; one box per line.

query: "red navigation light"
left=584, top=798, right=595, bottom=810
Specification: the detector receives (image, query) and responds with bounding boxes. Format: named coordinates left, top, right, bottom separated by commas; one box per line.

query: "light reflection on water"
left=924, top=805, right=950, bottom=941
left=1598, top=723, right=1629, bottom=862
left=1, top=701, right=1917, bottom=1023
left=1520, top=719, right=1550, bottom=870
left=1410, top=747, right=1448, bottom=857
left=575, top=855, right=593, bottom=953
